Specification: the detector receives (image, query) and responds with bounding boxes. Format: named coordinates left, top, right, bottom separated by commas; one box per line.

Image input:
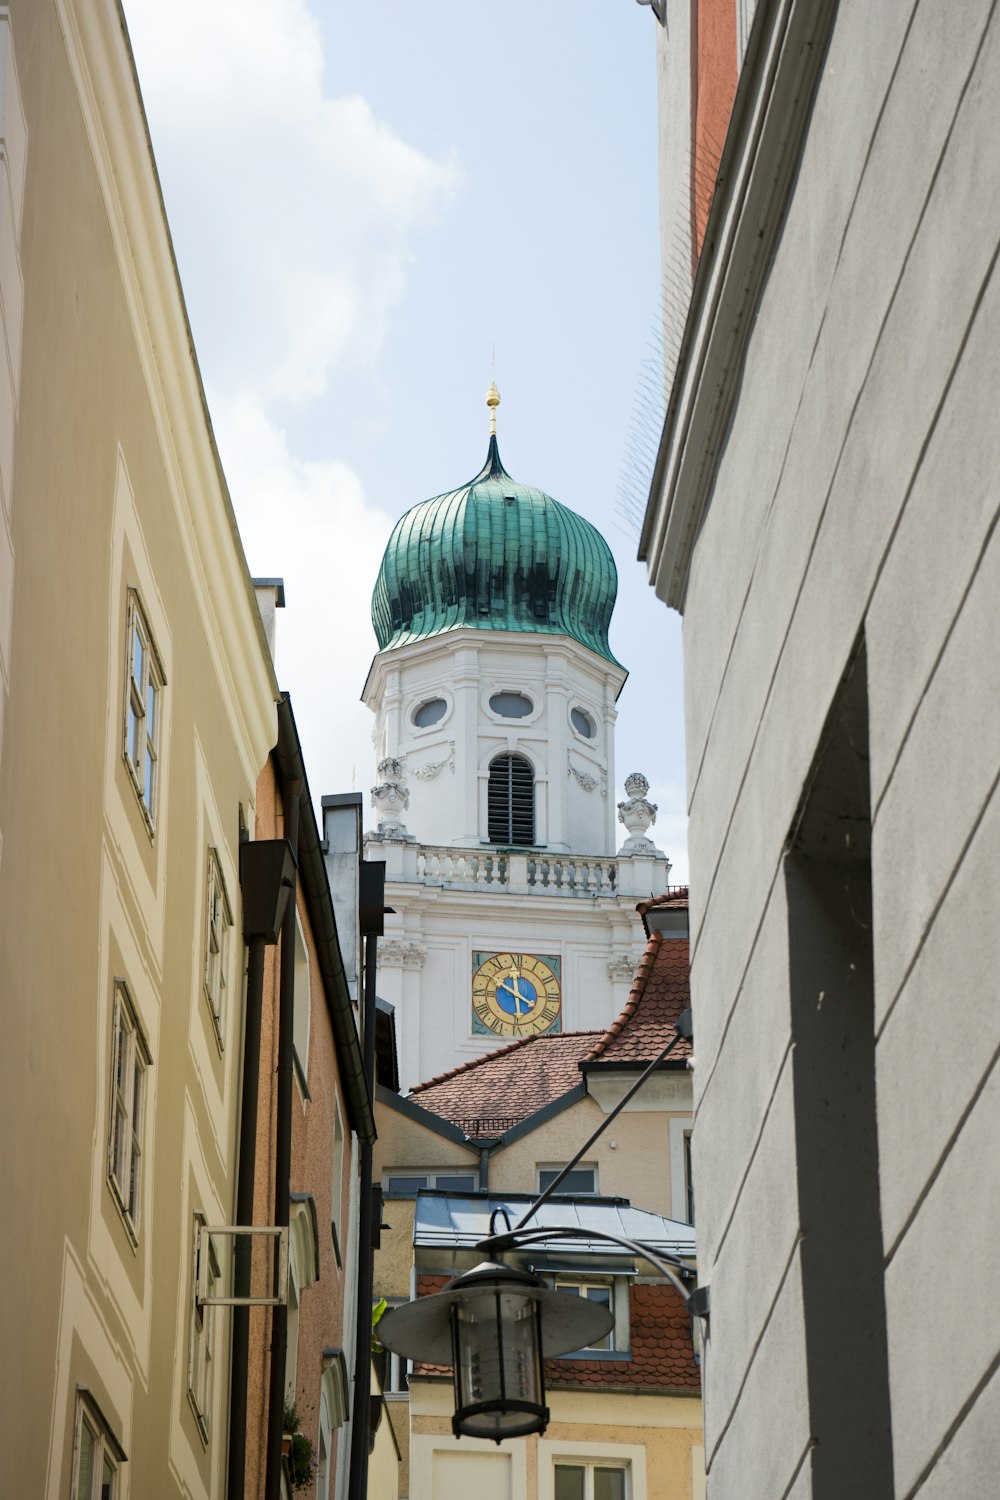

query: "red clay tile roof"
left=406, top=893, right=690, bottom=1131
left=583, top=927, right=691, bottom=1064
left=636, top=887, right=690, bottom=916
left=407, top=1031, right=603, bottom=1135
left=411, top=1277, right=699, bottom=1392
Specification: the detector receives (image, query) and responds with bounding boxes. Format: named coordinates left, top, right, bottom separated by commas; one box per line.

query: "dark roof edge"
left=376, top=1084, right=479, bottom=1149
left=580, top=1058, right=689, bottom=1075
left=496, top=1083, right=589, bottom=1146
left=276, top=694, right=375, bottom=1145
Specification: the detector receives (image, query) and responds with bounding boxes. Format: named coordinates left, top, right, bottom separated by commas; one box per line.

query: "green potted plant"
left=281, top=1399, right=316, bottom=1493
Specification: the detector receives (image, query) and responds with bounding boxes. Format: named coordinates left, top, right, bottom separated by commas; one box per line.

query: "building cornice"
left=56, top=0, right=279, bottom=778
left=640, top=0, right=838, bottom=611
left=362, top=627, right=628, bottom=709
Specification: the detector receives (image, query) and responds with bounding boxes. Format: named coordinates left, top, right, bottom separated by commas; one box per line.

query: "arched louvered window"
left=487, top=754, right=535, bottom=846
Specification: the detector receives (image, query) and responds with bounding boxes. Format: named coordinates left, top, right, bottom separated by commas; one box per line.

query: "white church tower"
left=354, top=388, right=671, bottom=1091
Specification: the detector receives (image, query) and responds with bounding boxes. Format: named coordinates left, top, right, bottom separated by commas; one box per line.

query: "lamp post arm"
left=511, top=1026, right=688, bottom=1232
left=478, top=1223, right=699, bottom=1309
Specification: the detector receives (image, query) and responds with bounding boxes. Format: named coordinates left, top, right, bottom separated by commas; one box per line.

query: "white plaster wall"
left=363, top=629, right=624, bottom=855
left=671, top=2, right=1000, bottom=1494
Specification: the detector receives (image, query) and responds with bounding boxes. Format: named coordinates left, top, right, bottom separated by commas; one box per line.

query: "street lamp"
left=378, top=1259, right=613, bottom=1441
left=376, top=1011, right=708, bottom=1442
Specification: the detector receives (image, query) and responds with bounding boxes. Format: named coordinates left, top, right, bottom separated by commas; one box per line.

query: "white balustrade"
left=411, top=845, right=623, bottom=895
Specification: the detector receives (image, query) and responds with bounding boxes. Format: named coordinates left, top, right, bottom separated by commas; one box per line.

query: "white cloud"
left=124, top=0, right=460, bottom=405
left=120, top=0, right=462, bottom=804
left=211, top=391, right=392, bottom=801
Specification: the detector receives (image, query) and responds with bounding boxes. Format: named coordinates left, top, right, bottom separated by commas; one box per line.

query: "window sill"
left=555, top=1349, right=631, bottom=1362
left=122, top=751, right=157, bottom=842
left=107, top=1177, right=140, bottom=1253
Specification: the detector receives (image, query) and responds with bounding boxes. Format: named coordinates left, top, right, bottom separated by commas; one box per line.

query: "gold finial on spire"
left=486, top=380, right=501, bottom=437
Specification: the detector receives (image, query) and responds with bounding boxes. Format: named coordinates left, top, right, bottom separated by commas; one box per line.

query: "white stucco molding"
left=639, top=0, right=839, bottom=611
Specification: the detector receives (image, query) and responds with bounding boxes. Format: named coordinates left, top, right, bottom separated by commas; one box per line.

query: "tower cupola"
left=371, top=437, right=621, bottom=664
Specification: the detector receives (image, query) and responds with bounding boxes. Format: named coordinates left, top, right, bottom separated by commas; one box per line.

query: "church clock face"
left=471, top=952, right=562, bottom=1038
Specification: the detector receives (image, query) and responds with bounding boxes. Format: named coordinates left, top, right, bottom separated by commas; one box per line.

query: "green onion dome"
left=371, top=437, right=620, bottom=665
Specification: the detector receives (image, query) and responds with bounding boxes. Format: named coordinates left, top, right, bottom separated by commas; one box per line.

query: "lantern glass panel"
left=452, top=1285, right=546, bottom=1439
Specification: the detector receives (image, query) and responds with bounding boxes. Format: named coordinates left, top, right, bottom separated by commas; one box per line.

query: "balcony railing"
left=411, top=846, right=620, bottom=895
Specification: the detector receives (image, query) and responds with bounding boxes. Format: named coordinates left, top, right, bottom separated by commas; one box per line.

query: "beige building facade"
left=0, top=1, right=280, bottom=1495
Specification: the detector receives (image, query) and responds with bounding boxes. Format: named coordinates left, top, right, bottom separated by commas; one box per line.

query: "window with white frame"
left=188, top=1214, right=218, bottom=1441
left=684, top=1131, right=695, bottom=1225
left=204, top=848, right=233, bottom=1046
left=123, top=589, right=164, bottom=827
left=554, top=1462, right=629, bottom=1500
left=554, top=1282, right=615, bottom=1351
left=669, top=1117, right=695, bottom=1225
left=108, top=981, right=149, bottom=1236
left=374, top=1300, right=410, bottom=1393
left=382, top=1168, right=479, bottom=1195
left=538, top=1164, right=598, bottom=1195
left=72, top=1392, right=123, bottom=1500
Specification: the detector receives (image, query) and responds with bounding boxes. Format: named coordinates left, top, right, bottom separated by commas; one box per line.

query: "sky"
left=122, top=0, right=689, bottom=880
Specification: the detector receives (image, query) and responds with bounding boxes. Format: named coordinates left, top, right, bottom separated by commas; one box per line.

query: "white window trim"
left=72, top=1390, right=125, bottom=1500
left=188, top=1213, right=218, bottom=1444
left=482, top=683, right=542, bottom=726
left=568, top=703, right=600, bottom=742
left=538, top=1441, right=646, bottom=1500
left=381, top=1168, right=480, bottom=1195
left=537, top=1163, right=599, bottom=1196
left=122, top=588, right=165, bottom=831
left=108, top=980, right=150, bottom=1241
left=410, top=691, right=453, bottom=732
left=551, top=1277, right=629, bottom=1356
left=204, top=847, right=233, bottom=1050
left=669, top=1117, right=695, bottom=1224
left=553, top=1280, right=619, bottom=1352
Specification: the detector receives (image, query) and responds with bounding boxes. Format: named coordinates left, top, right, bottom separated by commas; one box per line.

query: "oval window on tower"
left=571, top=707, right=596, bottom=739
left=489, top=691, right=533, bottom=719
left=413, top=697, right=447, bottom=728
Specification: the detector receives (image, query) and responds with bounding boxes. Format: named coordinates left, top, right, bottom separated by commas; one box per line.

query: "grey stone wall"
left=679, top=1, right=1000, bottom=1494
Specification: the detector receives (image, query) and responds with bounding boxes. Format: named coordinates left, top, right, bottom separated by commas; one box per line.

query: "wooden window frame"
left=108, top=981, right=150, bottom=1239
left=123, top=590, right=165, bottom=830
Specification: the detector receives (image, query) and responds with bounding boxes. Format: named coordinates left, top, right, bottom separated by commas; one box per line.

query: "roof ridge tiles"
left=408, top=1028, right=604, bottom=1097
left=583, top=930, right=663, bottom=1062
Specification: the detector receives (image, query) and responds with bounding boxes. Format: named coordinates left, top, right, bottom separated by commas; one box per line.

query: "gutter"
left=276, top=696, right=375, bottom=1146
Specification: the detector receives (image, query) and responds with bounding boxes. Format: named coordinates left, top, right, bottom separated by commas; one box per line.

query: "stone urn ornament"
left=371, top=756, right=410, bottom=836
left=617, top=771, right=663, bottom=855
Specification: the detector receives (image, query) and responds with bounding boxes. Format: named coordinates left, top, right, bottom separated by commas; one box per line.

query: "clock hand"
left=496, top=976, right=528, bottom=1014
left=510, top=976, right=531, bottom=1014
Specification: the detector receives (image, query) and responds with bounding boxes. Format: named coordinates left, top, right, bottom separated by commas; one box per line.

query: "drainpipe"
left=228, top=837, right=296, bottom=1500
left=348, top=862, right=386, bottom=1500
left=264, top=778, right=302, bottom=1500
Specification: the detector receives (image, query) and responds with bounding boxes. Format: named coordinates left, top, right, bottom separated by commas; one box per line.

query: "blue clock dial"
left=494, top=974, right=538, bottom=1016
left=471, top=952, right=562, bottom=1037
